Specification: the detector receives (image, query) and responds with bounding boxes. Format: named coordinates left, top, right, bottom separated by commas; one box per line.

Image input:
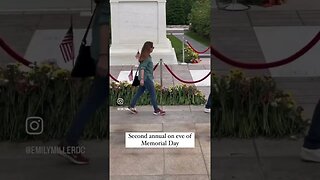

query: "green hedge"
left=0, top=64, right=206, bottom=141
left=166, top=0, right=194, bottom=25
left=188, top=0, right=211, bottom=38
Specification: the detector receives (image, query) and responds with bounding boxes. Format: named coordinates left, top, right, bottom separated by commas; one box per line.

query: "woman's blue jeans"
left=130, top=77, right=159, bottom=111
left=303, top=98, right=320, bottom=149
left=66, top=76, right=107, bottom=146
left=205, top=93, right=212, bottom=109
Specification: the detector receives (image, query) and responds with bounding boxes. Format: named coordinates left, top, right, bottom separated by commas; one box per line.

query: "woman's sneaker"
left=153, top=108, right=166, bottom=116
left=128, top=107, right=138, bottom=114
left=58, top=143, right=89, bottom=165
left=301, top=147, right=320, bottom=163
left=204, top=108, right=211, bottom=113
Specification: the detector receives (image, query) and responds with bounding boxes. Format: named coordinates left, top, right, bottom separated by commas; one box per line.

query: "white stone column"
left=110, top=0, right=177, bottom=65
left=110, top=0, right=120, bottom=45
left=158, top=0, right=167, bottom=45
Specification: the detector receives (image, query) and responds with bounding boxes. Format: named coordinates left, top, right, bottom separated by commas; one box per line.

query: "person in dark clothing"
left=204, top=93, right=212, bottom=113
left=301, top=99, right=320, bottom=162
left=59, top=0, right=110, bottom=165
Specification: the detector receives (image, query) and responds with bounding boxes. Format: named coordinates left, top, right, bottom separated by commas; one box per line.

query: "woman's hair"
left=139, top=41, right=153, bottom=63
left=94, top=0, right=101, bottom=4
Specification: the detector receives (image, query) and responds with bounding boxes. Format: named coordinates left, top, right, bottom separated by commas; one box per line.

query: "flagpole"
left=70, top=15, right=75, bottom=67
left=91, top=0, right=93, bottom=14
left=59, top=16, right=75, bottom=68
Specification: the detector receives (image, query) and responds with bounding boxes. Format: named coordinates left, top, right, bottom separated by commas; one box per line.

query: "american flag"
left=59, top=25, right=74, bottom=63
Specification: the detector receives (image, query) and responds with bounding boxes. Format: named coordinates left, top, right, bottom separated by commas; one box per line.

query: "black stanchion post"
left=182, top=36, right=185, bottom=64
left=159, top=59, right=163, bottom=106
left=160, top=59, right=163, bottom=88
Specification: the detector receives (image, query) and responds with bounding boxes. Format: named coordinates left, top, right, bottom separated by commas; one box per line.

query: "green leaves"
left=109, top=82, right=206, bottom=106
left=0, top=64, right=205, bottom=141
left=0, top=64, right=306, bottom=140
left=166, top=0, right=194, bottom=25
left=212, top=70, right=307, bottom=138
left=188, top=0, right=210, bottom=38
left=184, top=46, right=199, bottom=63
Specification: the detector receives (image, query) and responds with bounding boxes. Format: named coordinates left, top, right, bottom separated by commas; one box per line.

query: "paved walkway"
left=1, top=106, right=319, bottom=179
left=0, top=106, right=211, bottom=180
left=110, top=106, right=210, bottom=179
left=210, top=0, right=320, bottom=179
left=0, top=0, right=320, bottom=179
left=211, top=1, right=320, bottom=118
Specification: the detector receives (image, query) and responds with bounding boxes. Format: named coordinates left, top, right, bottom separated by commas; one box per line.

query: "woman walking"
left=128, top=41, right=165, bottom=116
left=59, top=0, right=110, bottom=165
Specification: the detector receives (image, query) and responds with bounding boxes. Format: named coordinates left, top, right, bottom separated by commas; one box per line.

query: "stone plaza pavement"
left=0, top=105, right=211, bottom=180
left=110, top=106, right=210, bottom=180
left=209, top=0, right=320, bottom=179
left=1, top=0, right=320, bottom=179
left=1, top=106, right=319, bottom=180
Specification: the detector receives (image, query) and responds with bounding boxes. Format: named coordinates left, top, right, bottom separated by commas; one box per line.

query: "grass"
left=185, top=31, right=210, bottom=47
left=167, top=35, right=183, bottom=62
left=167, top=31, right=210, bottom=62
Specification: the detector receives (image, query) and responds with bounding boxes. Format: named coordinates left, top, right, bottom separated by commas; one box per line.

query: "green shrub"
left=184, top=46, right=199, bottom=63
left=110, top=81, right=206, bottom=106
left=166, top=0, right=194, bottom=25
left=0, top=64, right=307, bottom=140
left=188, top=0, right=211, bottom=38
left=166, top=0, right=185, bottom=25
left=211, top=70, right=308, bottom=138
left=0, top=64, right=206, bottom=141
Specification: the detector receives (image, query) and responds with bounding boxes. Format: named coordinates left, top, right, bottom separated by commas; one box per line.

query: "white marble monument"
left=110, top=0, right=177, bottom=65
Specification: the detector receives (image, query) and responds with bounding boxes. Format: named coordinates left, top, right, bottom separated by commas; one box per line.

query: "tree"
left=188, top=0, right=211, bottom=38
left=166, top=0, right=185, bottom=25
left=183, top=0, right=194, bottom=24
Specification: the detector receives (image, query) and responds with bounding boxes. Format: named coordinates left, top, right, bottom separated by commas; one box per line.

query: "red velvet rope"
left=153, top=62, right=159, bottom=71
left=0, top=37, right=33, bottom=67
left=0, top=37, right=161, bottom=82
left=211, top=31, right=320, bottom=69
left=164, top=63, right=211, bottom=84
left=110, top=62, right=160, bottom=83
left=109, top=73, right=120, bottom=82
left=186, top=41, right=210, bottom=54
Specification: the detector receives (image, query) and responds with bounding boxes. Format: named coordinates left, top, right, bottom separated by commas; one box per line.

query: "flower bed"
left=211, top=70, right=307, bottom=138
left=0, top=64, right=206, bottom=141
left=110, top=81, right=206, bottom=106
left=0, top=64, right=306, bottom=140
left=184, top=46, right=200, bottom=63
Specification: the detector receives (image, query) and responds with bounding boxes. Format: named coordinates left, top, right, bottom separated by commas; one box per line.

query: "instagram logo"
left=117, top=97, right=124, bottom=105
left=25, top=117, right=43, bottom=135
